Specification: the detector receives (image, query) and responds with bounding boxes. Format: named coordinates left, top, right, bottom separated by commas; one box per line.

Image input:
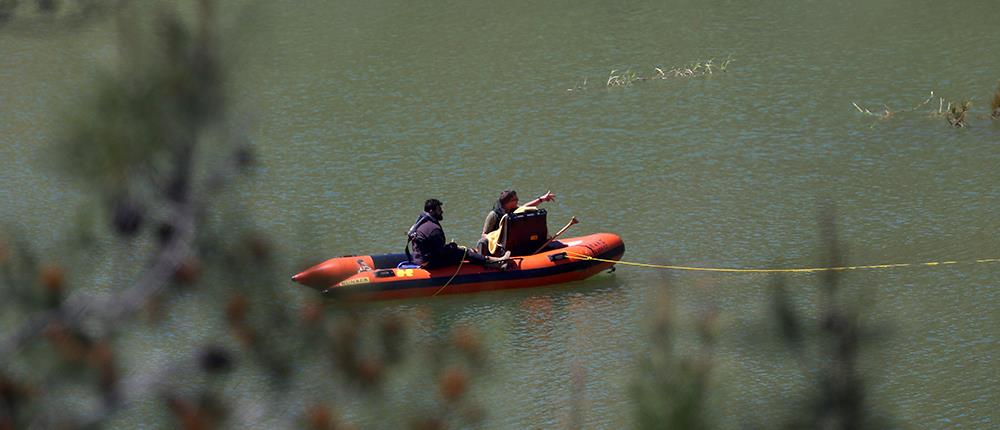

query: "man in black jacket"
left=408, top=199, right=509, bottom=269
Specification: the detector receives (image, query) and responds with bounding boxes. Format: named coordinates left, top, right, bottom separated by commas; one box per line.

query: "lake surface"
left=2, top=0, right=998, bottom=427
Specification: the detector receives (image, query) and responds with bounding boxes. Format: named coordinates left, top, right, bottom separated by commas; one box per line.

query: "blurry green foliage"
left=3, top=1, right=905, bottom=429
left=2, top=2, right=489, bottom=428
left=633, top=214, right=892, bottom=430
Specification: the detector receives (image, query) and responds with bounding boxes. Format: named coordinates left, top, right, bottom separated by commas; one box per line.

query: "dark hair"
left=424, top=198, right=442, bottom=212
left=499, top=189, right=517, bottom=204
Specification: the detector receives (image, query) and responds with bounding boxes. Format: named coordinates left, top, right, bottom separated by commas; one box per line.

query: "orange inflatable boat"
left=292, top=232, right=624, bottom=301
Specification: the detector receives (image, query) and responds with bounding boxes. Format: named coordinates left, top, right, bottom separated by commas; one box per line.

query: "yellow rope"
left=564, top=251, right=1000, bottom=274
left=432, top=247, right=468, bottom=296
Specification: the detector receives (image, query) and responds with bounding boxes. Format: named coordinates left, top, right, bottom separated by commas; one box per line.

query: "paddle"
left=534, top=217, right=579, bottom=254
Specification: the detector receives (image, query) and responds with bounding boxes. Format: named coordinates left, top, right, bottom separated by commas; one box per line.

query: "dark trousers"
left=425, top=243, right=490, bottom=269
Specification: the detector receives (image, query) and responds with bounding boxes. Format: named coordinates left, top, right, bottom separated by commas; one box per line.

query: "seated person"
left=477, top=189, right=555, bottom=255
left=408, top=199, right=509, bottom=269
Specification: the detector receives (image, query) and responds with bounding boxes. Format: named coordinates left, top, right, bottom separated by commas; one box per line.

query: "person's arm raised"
left=524, top=190, right=556, bottom=208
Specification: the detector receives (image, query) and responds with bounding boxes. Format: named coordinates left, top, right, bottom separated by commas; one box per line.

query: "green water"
left=2, top=0, right=998, bottom=427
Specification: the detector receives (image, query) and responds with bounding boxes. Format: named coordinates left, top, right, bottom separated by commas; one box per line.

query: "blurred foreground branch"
left=634, top=209, right=891, bottom=429
left=1, top=3, right=492, bottom=428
